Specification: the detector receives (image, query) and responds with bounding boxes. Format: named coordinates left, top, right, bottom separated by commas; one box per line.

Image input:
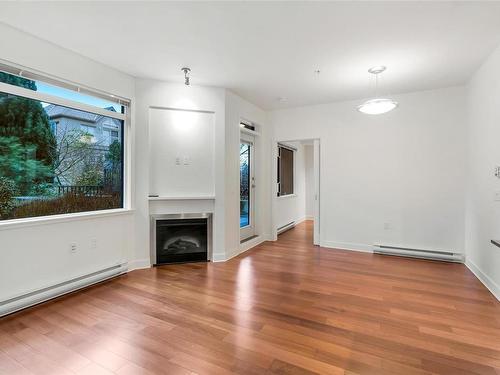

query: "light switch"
left=183, top=157, right=190, bottom=165
left=175, top=157, right=181, bottom=165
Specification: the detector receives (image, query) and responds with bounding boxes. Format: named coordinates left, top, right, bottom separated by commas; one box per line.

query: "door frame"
left=240, top=132, right=256, bottom=241
left=312, top=139, right=320, bottom=245
left=271, top=138, right=320, bottom=245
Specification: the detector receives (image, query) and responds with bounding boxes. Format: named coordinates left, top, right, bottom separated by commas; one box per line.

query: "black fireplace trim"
left=150, top=213, right=213, bottom=265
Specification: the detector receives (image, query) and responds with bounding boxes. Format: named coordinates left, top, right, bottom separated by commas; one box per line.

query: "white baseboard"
left=305, top=215, right=314, bottom=221
left=240, top=235, right=266, bottom=253
left=226, top=236, right=267, bottom=261
left=127, top=258, right=151, bottom=271
left=465, top=260, right=500, bottom=301
left=321, top=240, right=373, bottom=253
left=213, top=235, right=270, bottom=262
left=211, top=252, right=227, bottom=262
left=295, top=216, right=307, bottom=225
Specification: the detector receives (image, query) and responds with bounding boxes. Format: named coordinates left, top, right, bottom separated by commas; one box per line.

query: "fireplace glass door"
left=156, top=218, right=208, bottom=264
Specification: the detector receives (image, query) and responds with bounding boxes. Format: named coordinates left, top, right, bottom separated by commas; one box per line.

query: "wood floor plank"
left=1, top=221, right=499, bottom=374
left=0, top=350, right=33, bottom=375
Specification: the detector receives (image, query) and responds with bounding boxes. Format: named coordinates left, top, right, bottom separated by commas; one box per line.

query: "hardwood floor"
left=1, top=221, right=500, bottom=374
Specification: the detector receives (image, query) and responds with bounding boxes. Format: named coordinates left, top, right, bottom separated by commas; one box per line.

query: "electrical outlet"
left=90, top=238, right=97, bottom=249
left=70, top=242, right=77, bottom=253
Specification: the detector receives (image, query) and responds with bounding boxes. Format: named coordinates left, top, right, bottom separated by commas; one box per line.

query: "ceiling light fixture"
left=357, top=66, right=398, bottom=115
left=181, top=67, right=191, bottom=86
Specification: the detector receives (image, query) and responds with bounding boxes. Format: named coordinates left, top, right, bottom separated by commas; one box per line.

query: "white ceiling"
left=2, top=1, right=500, bottom=109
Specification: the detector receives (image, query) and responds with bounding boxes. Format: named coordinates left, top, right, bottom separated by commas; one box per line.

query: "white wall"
left=271, top=86, right=467, bottom=253
left=304, top=145, right=314, bottom=219
left=0, top=24, right=134, bottom=99
left=275, top=142, right=307, bottom=229
left=149, top=108, right=215, bottom=197
left=465, top=44, right=500, bottom=299
left=0, top=24, right=136, bottom=301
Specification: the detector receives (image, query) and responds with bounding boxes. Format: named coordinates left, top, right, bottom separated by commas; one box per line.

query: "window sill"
left=277, top=194, right=297, bottom=199
left=0, top=208, right=135, bottom=231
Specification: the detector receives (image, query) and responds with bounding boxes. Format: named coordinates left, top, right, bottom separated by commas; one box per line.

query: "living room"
left=1, top=2, right=500, bottom=374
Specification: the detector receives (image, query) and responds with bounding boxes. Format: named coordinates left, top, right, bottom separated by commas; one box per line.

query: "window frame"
left=0, top=71, right=131, bottom=227
left=277, top=144, right=295, bottom=197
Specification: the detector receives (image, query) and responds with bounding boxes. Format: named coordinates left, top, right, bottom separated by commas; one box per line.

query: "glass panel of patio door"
left=240, top=133, right=255, bottom=240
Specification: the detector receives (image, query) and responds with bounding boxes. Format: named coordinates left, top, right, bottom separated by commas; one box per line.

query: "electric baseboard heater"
left=373, top=244, right=464, bottom=263
left=0, top=263, right=127, bottom=317
left=277, top=221, right=295, bottom=235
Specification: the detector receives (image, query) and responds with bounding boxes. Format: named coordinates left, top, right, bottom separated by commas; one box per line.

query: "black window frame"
left=277, top=144, right=295, bottom=197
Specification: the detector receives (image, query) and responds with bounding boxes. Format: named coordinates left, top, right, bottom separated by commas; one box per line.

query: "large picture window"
left=0, top=69, right=127, bottom=221
left=277, top=144, right=294, bottom=197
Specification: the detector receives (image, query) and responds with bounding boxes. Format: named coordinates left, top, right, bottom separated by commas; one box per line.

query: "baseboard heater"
left=277, top=221, right=295, bottom=235
left=373, top=244, right=464, bottom=263
left=0, top=263, right=127, bottom=317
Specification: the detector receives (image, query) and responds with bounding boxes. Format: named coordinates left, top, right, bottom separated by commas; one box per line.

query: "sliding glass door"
left=240, top=133, right=255, bottom=240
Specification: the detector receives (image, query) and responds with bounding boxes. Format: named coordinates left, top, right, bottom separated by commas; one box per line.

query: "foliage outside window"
left=0, top=71, right=125, bottom=221
left=277, top=145, right=294, bottom=196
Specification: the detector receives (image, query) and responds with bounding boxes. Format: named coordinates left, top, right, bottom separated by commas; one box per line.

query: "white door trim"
left=313, top=139, right=320, bottom=245
left=240, top=133, right=256, bottom=241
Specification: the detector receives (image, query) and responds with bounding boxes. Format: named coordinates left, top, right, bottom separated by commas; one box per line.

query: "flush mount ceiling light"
left=181, top=67, right=191, bottom=86
left=357, top=66, right=398, bottom=115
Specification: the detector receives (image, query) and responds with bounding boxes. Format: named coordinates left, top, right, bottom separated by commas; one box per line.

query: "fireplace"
left=151, top=213, right=212, bottom=265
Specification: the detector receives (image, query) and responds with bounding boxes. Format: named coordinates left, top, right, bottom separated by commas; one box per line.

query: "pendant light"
left=357, top=66, right=398, bottom=115
left=181, top=67, right=191, bottom=85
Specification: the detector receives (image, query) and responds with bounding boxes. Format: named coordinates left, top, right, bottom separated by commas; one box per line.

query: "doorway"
left=240, top=133, right=256, bottom=241
left=274, top=138, right=320, bottom=245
